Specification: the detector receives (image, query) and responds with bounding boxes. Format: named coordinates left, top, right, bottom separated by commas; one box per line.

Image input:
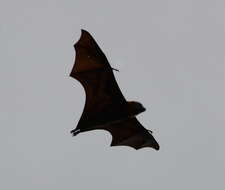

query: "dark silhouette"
left=70, top=29, right=159, bottom=150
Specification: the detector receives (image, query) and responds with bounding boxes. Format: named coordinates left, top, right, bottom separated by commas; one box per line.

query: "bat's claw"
left=112, top=67, right=119, bottom=72
left=71, top=129, right=81, bottom=136
left=148, top=130, right=153, bottom=134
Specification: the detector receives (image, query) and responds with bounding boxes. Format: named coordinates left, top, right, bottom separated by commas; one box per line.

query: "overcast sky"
left=1, top=0, right=225, bottom=189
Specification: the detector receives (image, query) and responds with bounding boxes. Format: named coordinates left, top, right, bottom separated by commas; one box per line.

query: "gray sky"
left=1, top=0, right=225, bottom=189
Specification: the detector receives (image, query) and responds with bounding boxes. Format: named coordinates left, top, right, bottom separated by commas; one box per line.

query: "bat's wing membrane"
left=104, top=118, right=160, bottom=150
left=71, top=29, right=111, bottom=73
left=70, top=30, right=127, bottom=133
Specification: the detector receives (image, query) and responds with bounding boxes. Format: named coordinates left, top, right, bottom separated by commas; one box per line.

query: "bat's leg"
left=71, top=129, right=81, bottom=136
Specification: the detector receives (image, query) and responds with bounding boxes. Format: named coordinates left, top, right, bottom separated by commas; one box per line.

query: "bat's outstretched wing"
left=70, top=30, right=128, bottom=134
left=69, top=30, right=159, bottom=150
left=104, top=117, right=160, bottom=150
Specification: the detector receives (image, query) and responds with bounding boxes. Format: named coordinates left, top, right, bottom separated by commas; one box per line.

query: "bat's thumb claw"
left=112, top=67, right=119, bottom=72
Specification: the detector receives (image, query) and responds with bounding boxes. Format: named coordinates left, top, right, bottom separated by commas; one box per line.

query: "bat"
left=70, top=29, right=159, bottom=150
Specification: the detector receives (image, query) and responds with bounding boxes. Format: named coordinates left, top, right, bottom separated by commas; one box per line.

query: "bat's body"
left=70, top=29, right=159, bottom=150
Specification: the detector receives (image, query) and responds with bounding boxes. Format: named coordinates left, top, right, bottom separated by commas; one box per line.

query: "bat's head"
left=127, top=101, right=146, bottom=116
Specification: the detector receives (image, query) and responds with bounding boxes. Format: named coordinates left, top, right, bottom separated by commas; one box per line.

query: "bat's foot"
left=147, top=130, right=153, bottom=134
left=71, top=129, right=81, bottom=136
